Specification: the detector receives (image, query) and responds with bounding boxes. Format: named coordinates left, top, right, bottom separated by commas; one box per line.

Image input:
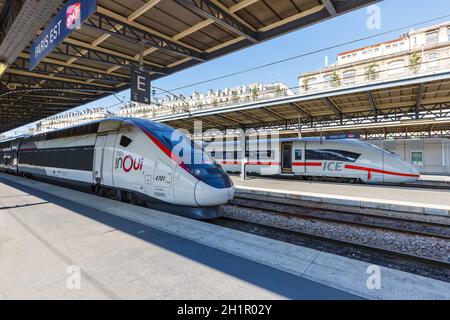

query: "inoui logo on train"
left=115, top=152, right=144, bottom=173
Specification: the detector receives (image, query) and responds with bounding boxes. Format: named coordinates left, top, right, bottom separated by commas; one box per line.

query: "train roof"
left=202, top=137, right=363, bottom=144
left=5, top=117, right=177, bottom=143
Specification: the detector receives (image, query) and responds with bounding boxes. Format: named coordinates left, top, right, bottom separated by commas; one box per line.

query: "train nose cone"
left=195, top=181, right=233, bottom=206
left=228, top=187, right=235, bottom=200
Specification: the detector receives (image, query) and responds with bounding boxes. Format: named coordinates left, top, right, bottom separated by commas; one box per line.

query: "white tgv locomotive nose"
left=194, top=181, right=232, bottom=206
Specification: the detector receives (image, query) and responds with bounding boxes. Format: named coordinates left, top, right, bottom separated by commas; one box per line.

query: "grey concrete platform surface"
left=231, top=176, right=450, bottom=217
left=421, top=175, right=450, bottom=183
left=0, top=173, right=450, bottom=300
left=0, top=175, right=357, bottom=300
left=418, top=175, right=450, bottom=187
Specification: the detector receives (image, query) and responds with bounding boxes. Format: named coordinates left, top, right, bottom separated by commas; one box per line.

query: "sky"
left=4, top=0, right=450, bottom=137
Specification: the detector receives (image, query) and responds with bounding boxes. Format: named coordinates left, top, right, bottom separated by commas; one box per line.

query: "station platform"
left=421, top=175, right=450, bottom=183
left=231, top=176, right=450, bottom=217
left=418, top=175, right=450, bottom=187
left=0, top=173, right=449, bottom=300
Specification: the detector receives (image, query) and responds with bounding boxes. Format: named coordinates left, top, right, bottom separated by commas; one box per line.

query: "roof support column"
left=297, top=112, right=302, bottom=138
left=415, top=83, right=425, bottom=119
left=367, top=90, right=378, bottom=123
left=323, top=97, right=343, bottom=125
left=322, top=0, right=337, bottom=16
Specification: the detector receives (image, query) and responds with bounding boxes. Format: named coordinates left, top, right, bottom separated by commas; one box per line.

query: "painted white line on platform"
left=1, top=173, right=449, bottom=300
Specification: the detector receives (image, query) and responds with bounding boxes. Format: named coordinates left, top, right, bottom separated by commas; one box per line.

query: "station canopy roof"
left=156, top=72, right=450, bottom=138
left=0, top=0, right=379, bottom=133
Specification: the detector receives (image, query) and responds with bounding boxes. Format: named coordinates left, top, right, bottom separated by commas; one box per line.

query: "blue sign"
left=30, top=0, right=96, bottom=71
left=326, top=133, right=361, bottom=140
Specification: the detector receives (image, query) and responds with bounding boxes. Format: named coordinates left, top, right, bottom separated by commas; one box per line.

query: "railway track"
left=214, top=197, right=450, bottom=282
left=230, top=196, right=450, bottom=239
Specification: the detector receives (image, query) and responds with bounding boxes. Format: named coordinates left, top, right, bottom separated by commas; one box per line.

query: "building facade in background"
left=11, top=22, right=450, bottom=175
left=31, top=107, right=108, bottom=134
left=32, top=82, right=293, bottom=132
left=299, top=21, right=450, bottom=93
left=296, top=21, right=450, bottom=175
left=117, top=82, right=293, bottom=118
left=368, top=138, right=450, bottom=175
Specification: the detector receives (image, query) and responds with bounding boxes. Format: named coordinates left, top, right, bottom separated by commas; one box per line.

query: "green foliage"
left=232, top=90, right=239, bottom=103
left=365, top=64, right=379, bottom=80
left=409, top=52, right=422, bottom=74
left=331, top=70, right=341, bottom=87
left=275, top=85, right=283, bottom=96
left=252, top=85, right=259, bottom=100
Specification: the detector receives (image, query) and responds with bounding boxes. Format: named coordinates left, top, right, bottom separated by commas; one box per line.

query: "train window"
left=256, top=150, right=272, bottom=159
left=411, top=152, right=423, bottom=165
left=295, top=149, right=302, bottom=160
left=306, top=149, right=361, bottom=162
left=120, top=135, right=133, bottom=148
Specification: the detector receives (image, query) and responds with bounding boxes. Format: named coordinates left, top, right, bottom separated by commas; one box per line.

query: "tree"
left=409, top=52, right=422, bottom=74
left=331, top=70, right=341, bottom=87
left=252, top=85, right=259, bottom=101
left=275, top=85, right=283, bottom=96
left=232, top=90, right=239, bottom=103
left=365, top=64, right=379, bottom=81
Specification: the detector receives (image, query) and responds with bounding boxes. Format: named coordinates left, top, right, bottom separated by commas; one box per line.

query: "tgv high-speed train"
left=205, top=137, right=420, bottom=184
left=0, top=118, right=234, bottom=219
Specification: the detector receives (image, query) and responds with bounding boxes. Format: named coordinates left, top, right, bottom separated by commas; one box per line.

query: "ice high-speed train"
left=205, top=137, right=420, bottom=184
left=0, top=118, right=234, bottom=219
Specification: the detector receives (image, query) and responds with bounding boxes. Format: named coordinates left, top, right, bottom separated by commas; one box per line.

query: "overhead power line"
left=157, top=13, right=450, bottom=94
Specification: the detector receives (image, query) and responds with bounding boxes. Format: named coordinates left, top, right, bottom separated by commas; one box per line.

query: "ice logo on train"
left=115, top=152, right=144, bottom=173
left=66, top=3, right=81, bottom=30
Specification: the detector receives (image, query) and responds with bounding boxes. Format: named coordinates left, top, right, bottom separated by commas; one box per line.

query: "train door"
left=281, top=142, right=293, bottom=173
left=11, top=139, right=21, bottom=174
left=113, top=128, right=151, bottom=196
left=93, top=135, right=107, bottom=184
left=102, top=133, right=117, bottom=187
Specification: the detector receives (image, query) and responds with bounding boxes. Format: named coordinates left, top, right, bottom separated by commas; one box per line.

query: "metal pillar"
left=240, top=132, right=248, bottom=180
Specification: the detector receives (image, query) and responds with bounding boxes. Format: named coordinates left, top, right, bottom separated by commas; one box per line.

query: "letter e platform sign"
left=131, top=69, right=151, bottom=104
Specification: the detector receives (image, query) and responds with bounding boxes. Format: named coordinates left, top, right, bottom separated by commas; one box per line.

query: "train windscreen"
left=132, top=119, right=231, bottom=189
